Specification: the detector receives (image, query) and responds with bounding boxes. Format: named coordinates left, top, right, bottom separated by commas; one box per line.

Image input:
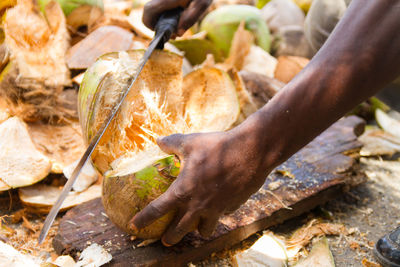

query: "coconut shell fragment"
left=240, top=70, right=284, bottom=108
left=0, top=117, right=51, bottom=190
left=19, top=184, right=101, bottom=214
left=66, top=25, right=134, bottom=70
left=183, top=68, right=240, bottom=132
left=274, top=55, right=309, bottom=83
left=39, top=0, right=104, bottom=32
left=28, top=122, right=86, bottom=174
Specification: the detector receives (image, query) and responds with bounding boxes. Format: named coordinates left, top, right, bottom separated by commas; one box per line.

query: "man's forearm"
left=234, top=0, right=400, bottom=170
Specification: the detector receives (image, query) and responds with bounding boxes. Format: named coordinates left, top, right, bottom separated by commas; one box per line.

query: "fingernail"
left=129, top=222, right=138, bottom=231
left=161, top=238, right=173, bottom=247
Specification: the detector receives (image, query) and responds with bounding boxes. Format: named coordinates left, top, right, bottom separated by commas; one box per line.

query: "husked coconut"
left=0, top=117, right=51, bottom=190
left=79, top=50, right=240, bottom=239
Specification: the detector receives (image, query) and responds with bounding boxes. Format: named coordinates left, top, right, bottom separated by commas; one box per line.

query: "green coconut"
left=78, top=50, right=240, bottom=239
left=200, top=5, right=271, bottom=56
left=170, top=38, right=224, bottom=65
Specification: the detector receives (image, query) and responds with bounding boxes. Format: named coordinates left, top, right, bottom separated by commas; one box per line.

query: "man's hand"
left=142, top=0, right=212, bottom=36
left=129, top=130, right=271, bottom=246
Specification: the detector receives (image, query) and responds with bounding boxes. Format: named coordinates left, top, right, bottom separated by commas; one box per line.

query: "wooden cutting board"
left=53, top=116, right=365, bottom=266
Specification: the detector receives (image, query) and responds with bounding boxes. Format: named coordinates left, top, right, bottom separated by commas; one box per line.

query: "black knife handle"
left=155, top=8, right=183, bottom=49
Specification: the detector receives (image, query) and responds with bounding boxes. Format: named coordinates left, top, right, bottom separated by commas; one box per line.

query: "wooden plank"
left=53, top=116, right=365, bottom=266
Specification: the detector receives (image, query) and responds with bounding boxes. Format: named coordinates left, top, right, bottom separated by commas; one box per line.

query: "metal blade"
left=38, top=33, right=164, bottom=244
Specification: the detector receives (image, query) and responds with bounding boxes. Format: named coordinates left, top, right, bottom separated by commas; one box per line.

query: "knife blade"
left=38, top=8, right=182, bottom=244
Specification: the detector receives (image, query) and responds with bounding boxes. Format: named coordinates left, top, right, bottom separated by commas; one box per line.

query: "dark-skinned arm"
left=131, top=0, right=400, bottom=246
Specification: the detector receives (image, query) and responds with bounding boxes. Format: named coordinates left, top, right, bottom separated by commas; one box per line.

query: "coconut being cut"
left=78, top=50, right=241, bottom=239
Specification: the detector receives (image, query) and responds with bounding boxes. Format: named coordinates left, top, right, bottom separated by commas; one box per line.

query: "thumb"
left=157, top=133, right=186, bottom=158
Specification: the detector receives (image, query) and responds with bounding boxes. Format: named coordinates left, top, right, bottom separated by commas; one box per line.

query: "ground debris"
left=362, top=258, right=382, bottom=267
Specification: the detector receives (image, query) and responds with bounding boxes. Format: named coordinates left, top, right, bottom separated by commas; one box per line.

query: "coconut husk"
left=359, top=127, right=400, bottom=156
left=0, top=117, right=51, bottom=191
left=67, top=5, right=103, bottom=32
left=63, top=160, right=99, bottom=192
left=89, top=0, right=133, bottom=33
left=38, top=0, right=104, bottom=33
left=274, top=55, right=309, bottom=83
left=128, top=8, right=154, bottom=39
left=1, top=0, right=73, bottom=123
left=239, top=70, right=284, bottom=108
left=0, top=241, right=40, bottom=266
left=225, top=22, right=254, bottom=71
left=0, top=97, right=9, bottom=123
left=234, top=233, right=288, bottom=266
left=376, top=109, right=400, bottom=138
left=229, top=69, right=258, bottom=125
left=19, top=184, right=101, bottom=214
left=28, top=122, right=85, bottom=174
left=294, top=237, right=335, bottom=267
left=242, top=45, right=278, bottom=78
left=67, top=25, right=133, bottom=69
left=183, top=68, right=241, bottom=132
left=273, top=25, right=314, bottom=58
left=0, top=0, right=16, bottom=15
left=0, top=42, right=8, bottom=73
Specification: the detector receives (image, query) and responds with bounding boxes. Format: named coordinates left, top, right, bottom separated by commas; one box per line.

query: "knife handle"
left=155, top=8, right=183, bottom=49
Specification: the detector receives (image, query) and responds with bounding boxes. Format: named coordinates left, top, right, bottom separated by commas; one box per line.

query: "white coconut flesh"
left=80, top=50, right=240, bottom=177
left=0, top=117, right=51, bottom=190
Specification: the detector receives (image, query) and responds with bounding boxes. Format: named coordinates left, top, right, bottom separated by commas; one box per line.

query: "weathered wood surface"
left=53, top=116, right=365, bottom=266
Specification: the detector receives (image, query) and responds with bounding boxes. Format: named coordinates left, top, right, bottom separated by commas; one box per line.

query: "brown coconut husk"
left=28, top=122, right=86, bottom=174
left=0, top=0, right=73, bottom=123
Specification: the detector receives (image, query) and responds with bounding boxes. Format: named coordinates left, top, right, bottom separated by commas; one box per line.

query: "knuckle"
left=144, top=1, right=156, bottom=10
left=172, top=187, right=190, bottom=202
left=174, top=226, right=188, bottom=236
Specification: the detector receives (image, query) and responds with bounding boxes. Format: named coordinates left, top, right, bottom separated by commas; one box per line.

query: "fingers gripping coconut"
left=131, top=131, right=272, bottom=246
left=142, top=0, right=212, bottom=36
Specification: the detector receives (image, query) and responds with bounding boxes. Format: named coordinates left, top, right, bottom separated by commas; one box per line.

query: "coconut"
left=170, top=37, right=224, bottom=66
left=200, top=5, right=271, bottom=57
left=0, top=117, right=51, bottom=191
left=38, top=0, right=104, bottom=32
left=78, top=50, right=240, bottom=239
left=0, top=0, right=72, bottom=122
left=260, top=0, right=305, bottom=34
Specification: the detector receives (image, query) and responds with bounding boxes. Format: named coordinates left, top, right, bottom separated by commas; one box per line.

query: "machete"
left=38, top=8, right=182, bottom=244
